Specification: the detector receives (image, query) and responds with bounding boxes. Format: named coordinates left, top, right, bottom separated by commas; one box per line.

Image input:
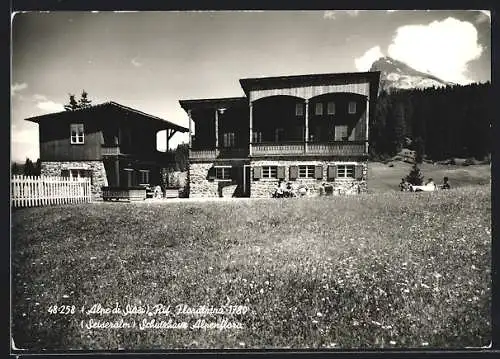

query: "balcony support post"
left=215, top=108, right=219, bottom=149
left=365, top=98, right=369, bottom=154
left=188, top=109, right=192, bottom=149
left=114, top=157, right=120, bottom=187
left=249, top=102, right=253, bottom=156
left=304, top=99, right=309, bottom=153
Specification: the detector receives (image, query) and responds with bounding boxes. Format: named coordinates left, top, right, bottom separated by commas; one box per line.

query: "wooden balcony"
left=189, top=149, right=218, bottom=160
left=189, top=141, right=367, bottom=159
left=252, top=142, right=304, bottom=156
left=251, top=141, right=367, bottom=157
left=189, top=147, right=249, bottom=160
left=306, top=142, right=366, bottom=156
left=101, top=145, right=121, bottom=156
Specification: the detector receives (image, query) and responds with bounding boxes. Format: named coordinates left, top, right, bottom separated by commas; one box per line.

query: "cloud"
left=11, top=82, right=28, bottom=96
left=33, top=94, right=47, bottom=101
left=131, top=57, right=143, bottom=67
left=324, top=11, right=337, bottom=19
left=387, top=17, right=483, bottom=84
left=323, top=10, right=361, bottom=19
left=475, top=10, right=491, bottom=24
left=355, top=45, right=384, bottom=71
left=36, top=101, right=64, bottom=112
left=479, top=10, right=491, bottom=19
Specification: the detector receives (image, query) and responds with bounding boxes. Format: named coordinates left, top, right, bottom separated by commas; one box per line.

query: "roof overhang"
left=179, top=97, right=248, bottom=113
left=239, top=71, right=381, bottom=96
left=25, top=101, right=188, bottom=132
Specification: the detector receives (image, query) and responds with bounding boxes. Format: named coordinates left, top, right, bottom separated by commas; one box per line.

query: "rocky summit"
left=370, top=56, right=453, bottom=92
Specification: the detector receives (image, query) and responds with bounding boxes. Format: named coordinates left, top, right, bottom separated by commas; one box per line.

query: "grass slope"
left=12, top=186, right=490, bottom=350
left=367, top=162, right=490, bottom=193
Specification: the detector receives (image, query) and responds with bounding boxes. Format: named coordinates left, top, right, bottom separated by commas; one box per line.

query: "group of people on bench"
left=273, top=180, right=309, bottom=198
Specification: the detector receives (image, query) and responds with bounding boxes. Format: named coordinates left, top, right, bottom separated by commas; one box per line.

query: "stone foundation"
left=188, top=159, right=368, bottom=198
left=188, top=162, right=219, bottom=198
left=41, top=161, right=108, bottom=200
left=250, top=159, right=367, bottom=198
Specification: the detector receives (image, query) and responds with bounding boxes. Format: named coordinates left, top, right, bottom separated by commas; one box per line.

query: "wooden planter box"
left=164, top=188, right=180, bottom=199
left=101, top=187, right=146, bottom=202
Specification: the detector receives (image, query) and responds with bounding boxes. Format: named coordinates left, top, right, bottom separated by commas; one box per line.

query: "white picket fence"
left=11, top=175, right=92, bottom=208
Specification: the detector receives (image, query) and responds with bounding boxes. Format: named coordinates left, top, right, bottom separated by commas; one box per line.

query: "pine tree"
left=78, top=90, right=92, bottom=109
left=405, top=164, right=424, bottom=186
left=11, top=162, right=19, bottom=175
left=64, top=94, right=80, bottom=111
left=23, top=158, right=35, bottom=176
left=414, top=136, right=425, bottom=163
left=35, top=158, right=42, bottom=176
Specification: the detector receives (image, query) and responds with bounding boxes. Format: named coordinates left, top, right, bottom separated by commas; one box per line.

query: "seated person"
left=441, top=176, right=451, bottom=190
left=399, top=178, right=409, bottom=191
left=274, top=179, right=286, bottom=198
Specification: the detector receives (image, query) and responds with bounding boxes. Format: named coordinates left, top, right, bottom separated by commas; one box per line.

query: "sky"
left=11, top=10, right=491, bottom=162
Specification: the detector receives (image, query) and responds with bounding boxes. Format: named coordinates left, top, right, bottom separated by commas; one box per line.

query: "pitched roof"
left=239, top=71, right=381, bottom=95
left=25, top=101, right=188, bottom=132
left=179, top=97, right=247, bottom=112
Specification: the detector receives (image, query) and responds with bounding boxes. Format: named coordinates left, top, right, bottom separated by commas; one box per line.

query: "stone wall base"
left=188, top=159, right=368, bottom=198
left=250, top=159, right=368, bottom=198
left=41, top=161, right=108, bottom=200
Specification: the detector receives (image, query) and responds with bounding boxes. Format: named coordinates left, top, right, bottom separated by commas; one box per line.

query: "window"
left=337, top=165, right=355, bottom=178
left=348, top=101, right=357, bottom=114
left=315, top=103, right=323, bottom=115
left=298, top=165, right=315, bottom=179
left=262, top=166, right=278, bottom=179
left=252, top=131, right=262, bottom=143
left=215, top=166, right=231, bottom=180
left=139, top=170, right=150, bottom=184
left=295, top=103, right=304, bottom=116
left=70, top=124, right=84, bottom=144
left=62, top=168, right=92, bottom=183
left=327, top=101, right=336, bottom=115
left=334, top=125, right=348, bottom=141
left=223, top=132, right=236, bottom=147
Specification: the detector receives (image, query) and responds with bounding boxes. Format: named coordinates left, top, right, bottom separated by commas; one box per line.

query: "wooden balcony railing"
left=252, top=142, right=304, bottom=156
left=101, top=145, right=121, bottom=156
left=189, top=149, right=218, bottom=160
left=189, top=141, right=367, bottom=159
left=306, top=142, right=366, bottom=156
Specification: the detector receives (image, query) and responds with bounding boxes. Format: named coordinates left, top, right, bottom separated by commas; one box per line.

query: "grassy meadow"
left=11, top=168, right=491, bottom=350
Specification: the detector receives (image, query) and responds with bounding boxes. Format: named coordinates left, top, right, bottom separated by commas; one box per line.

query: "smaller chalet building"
left=180, top=71, right=380, bottom=198
left=25, top=102, right=188, bottom=199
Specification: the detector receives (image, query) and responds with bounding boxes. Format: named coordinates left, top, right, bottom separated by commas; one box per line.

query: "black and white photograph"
left=10, top=9, right=492, bottom=352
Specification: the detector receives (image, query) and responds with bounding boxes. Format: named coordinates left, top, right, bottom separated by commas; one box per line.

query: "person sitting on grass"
left=399, top=178, right=410, bottom=192
left=440, top=176, right=451, bottom=190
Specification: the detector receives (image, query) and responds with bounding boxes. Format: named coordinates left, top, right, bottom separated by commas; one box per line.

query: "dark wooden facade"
left=26, top=102, right=188, bottom=188
left=181, top=71, right=380, bottom=160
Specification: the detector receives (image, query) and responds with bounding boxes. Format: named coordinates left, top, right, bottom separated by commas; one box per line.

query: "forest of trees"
left=11, top=158, right=41, bottom=176
left=370, top=82, right=491, bottom=162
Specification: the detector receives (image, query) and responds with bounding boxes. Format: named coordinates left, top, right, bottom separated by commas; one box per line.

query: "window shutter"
left=207, top=167, right=216, bottom=181
left=327, top=165, right=337, bottom=180
left=355, top=165, right=364, bottom=180
left=277, top=166, right=285, bottom=180
left=314, top=165, right=323, bottom=180
left=289, top=166, right=298, bottom=180
left=253, top=166, right=262, bottom=180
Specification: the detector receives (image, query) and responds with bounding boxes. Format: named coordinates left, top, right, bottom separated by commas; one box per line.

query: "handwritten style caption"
left=47, top=303, right=250, bottom=331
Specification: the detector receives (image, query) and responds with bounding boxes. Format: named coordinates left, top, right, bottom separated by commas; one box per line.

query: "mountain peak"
left=370, top=57, right=452, bottom=92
